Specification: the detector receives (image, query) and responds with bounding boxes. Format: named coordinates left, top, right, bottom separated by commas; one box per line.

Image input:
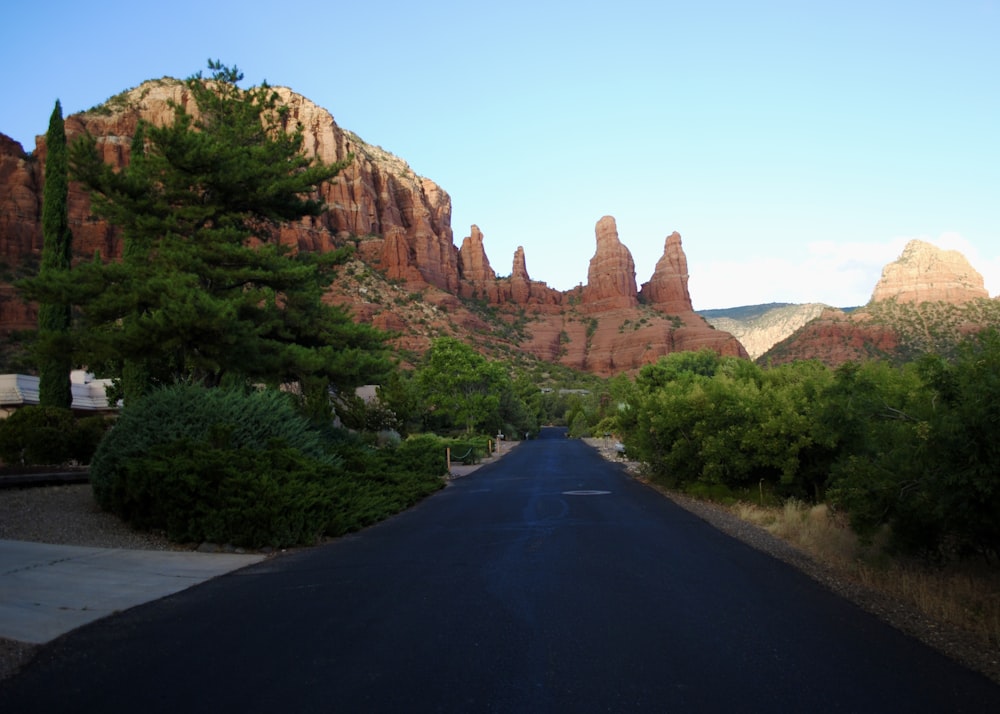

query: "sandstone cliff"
left=870, top=239, right=989, bottom=304
left=0, top=134, right=41, bottom=331
left=1, top=80, right=458, bottom=291
left=762, top=308, right=901, bottom=366
left=0, top=78, right=745, bottom=376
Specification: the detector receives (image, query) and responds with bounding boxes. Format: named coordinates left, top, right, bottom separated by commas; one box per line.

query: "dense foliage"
left=0, top=406, right=109, bottom=466
left=88, top=384, right=445, bottom=547
left=610, top=332, right=1000, bottom=559
left=388, top=337, right=539, bottom=438
left=89, top=384, right=336, bottom=512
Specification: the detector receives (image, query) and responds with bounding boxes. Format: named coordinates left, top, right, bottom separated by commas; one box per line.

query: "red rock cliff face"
left=763, top=309, right=900, bottom=367
left=458, top=225, right=495, bottom=283
left=0, top=135, right=39, bottom=260
left=456, top=225, right=563, bottom=306
left=0, top=81, right=458, bottom=292
left=0, top=80, right=746, bottom=375
left=0, top=134, right=41, bottom=330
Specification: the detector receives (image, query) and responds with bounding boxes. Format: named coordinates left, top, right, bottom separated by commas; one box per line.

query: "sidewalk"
left=0, top=540, right=264, bottom=644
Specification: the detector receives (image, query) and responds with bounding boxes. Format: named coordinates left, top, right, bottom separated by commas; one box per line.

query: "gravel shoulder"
left=3, top=464, right=999, bottom=686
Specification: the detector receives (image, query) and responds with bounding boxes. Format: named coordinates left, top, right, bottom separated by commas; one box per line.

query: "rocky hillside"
left=701, top=303, right=832, bottom=360
left=758, top=241, right=999, bottom=366
left=0, top=78, right=744, bottom=376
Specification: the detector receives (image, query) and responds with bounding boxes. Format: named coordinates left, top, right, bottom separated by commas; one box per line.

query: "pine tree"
left=20, top=62, right=390, bottom=397
left=36, top=99, right=73, bottom=408
left=118, top=123, right=150, bottom=405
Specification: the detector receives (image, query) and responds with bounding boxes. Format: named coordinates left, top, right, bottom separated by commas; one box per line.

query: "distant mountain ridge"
left=710, top=241, right=998, bottom=366
left=701, top=303, right=832, bottom=360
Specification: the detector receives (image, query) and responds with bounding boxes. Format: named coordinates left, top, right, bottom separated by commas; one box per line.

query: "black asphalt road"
left=3, top=427, right=999, bottom=713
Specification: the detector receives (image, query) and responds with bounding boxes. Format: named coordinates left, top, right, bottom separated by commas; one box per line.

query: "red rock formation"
left=0, top=81, right=459, bottom=292
left=509, top=246, right=532, bottom=304
left=871, top=239, right=988, bottom=304
left=0, top=135, right=39, bottom=260
left=583, top=216, right=639, bottom=311
left=379, top=227, right=421, bottom=283
left=0, top=134, right=41, bottom=330
left=455, top=224, right=563, bottom=306
left=0, top=80, right=747, bottom=375
left=761, top=240, right=996, bottom=367
left=639, top=231, right=692, bottom=313
left=458, top=225, right=495, bottom=283
left=763, top=309, right=900, bottom=367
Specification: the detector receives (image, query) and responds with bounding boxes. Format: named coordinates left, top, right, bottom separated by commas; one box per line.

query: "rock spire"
left=583, top=216, right=638, bottom=310
left=639, top=231, right=693, bottom=313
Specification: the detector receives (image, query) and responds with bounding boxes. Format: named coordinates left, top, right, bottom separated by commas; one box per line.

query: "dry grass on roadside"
left=733, top=500, right=1000, bottom=649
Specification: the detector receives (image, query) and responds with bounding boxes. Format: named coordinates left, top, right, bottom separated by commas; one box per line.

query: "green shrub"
left=88, top=384, right=446, bottom=547
left=71, top=415, right=113, bottom=464
left=389, top=434, right=449, bottom=477
left=121, top=437, right=336, bottom=547
left=0, top=406, right=75, bottom=464
left=0, top=406, right=109, bottom=465
left=684, top=481, right=738, bottom=504
left=321, top=434, right=445, bottom=537
left=90, top=384, right=337, bottom=514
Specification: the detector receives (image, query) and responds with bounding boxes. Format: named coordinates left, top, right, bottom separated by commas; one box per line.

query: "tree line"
left=598, top=333, right=1000, bottom=559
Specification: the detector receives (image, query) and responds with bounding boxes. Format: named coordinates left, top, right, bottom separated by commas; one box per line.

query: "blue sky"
left=3, top=1, right=997, bottom=309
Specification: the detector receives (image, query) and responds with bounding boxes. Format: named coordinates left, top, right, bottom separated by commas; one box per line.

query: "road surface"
left=2, top=427, right=999, bottom=712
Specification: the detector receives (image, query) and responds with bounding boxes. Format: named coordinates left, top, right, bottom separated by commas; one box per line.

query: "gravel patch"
left=0, top=484, right=177, bottom=551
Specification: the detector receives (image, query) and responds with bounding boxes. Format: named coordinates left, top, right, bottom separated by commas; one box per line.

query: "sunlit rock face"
left=870, top=239, right=988, bottom=305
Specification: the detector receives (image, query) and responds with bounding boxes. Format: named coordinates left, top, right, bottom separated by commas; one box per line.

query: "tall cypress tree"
left=37, top=100, right=74, bottom=408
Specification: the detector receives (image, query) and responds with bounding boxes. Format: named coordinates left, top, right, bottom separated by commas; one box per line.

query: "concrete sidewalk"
left=0, top=540, right=264, bottom=644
